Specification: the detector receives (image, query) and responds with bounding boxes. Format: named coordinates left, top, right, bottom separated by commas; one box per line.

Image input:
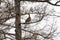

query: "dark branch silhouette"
left=20, top=0, right=60, bottom=6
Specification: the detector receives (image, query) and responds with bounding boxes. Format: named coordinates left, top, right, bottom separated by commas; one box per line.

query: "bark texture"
left=15, top=0, right=21, bottom=40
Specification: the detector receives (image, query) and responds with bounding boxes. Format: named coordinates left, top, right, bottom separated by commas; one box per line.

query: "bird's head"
left=28, top=13, right=30, bottom=17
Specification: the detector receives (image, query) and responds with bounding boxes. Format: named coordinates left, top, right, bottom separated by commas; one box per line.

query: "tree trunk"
left=15, top=0, right=21, bottom=40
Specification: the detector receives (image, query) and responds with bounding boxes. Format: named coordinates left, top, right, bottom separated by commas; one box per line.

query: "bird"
left=25, top=14, right=31, bottom=23
left=24, top=13, right=31, bottom=28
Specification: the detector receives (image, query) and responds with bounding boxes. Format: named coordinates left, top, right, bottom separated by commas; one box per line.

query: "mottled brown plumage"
left=25, top=14, right=31, bottom=23
left=24, top=14, right=31, bottom=28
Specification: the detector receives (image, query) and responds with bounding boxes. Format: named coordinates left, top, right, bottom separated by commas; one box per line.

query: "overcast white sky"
left=2, top=0, right=60, bottom=40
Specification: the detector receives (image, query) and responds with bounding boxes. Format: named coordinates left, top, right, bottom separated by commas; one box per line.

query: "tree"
left=15, top=0, right=21, bottom=40
left=0, top=0, right=60, bottom=40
